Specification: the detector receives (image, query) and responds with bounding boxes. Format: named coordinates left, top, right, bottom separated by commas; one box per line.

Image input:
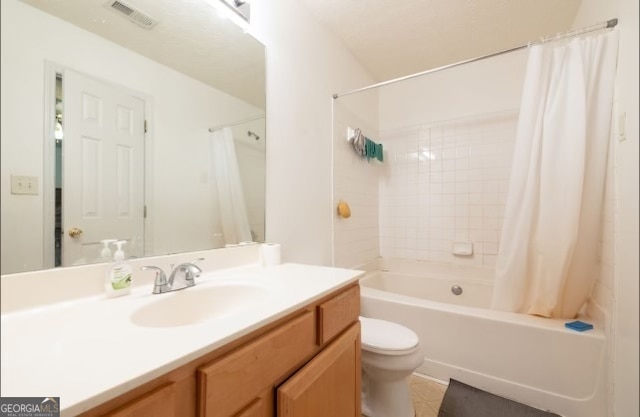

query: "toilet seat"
left=360, top=316, right=419, bottom=356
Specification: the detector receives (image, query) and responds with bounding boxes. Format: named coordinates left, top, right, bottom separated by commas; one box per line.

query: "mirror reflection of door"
left=56, top=68, right=145, bottom=266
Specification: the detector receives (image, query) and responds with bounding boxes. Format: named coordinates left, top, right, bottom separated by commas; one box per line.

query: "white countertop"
left=1, top=263, right=363, bottom=416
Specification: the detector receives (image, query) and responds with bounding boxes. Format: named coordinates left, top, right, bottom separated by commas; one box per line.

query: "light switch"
left=10, top=175, right=39, bottom=195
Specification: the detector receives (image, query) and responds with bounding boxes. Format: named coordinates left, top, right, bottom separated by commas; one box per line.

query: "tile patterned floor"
left=362, top=375, right=447, bottom=417
left=409, top=375, right=447, bottom=417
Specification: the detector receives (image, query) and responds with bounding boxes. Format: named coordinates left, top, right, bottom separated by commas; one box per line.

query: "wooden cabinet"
left=277, top=322, right=361, bottom=417
left=80, top=283, right=360, bottom=417
left=232, top=387, right=273, bottom=417
left=197, top=311, right=316, bottom=417
left=317, top=285, right=360, bottom=345
left=105, top=383, right=175, bottom=417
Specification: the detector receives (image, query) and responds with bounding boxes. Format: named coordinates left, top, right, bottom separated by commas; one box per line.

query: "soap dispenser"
left=105, top=240, right=132, bottom=297
left=99, top=239, right=117, bottom=262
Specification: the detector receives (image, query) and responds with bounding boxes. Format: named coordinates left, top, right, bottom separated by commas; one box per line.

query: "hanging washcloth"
left=349, top=128, right=366, bottom=157
left=376, top=143, right=384, bottom=162
left=364, top=137, right=384, bottom=162
left=365, top=137, right=373, bottom=161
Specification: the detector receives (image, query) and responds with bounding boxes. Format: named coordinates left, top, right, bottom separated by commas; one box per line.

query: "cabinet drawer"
left=317, top=285, right=360, bottom=345
left=198, top=311, right=316, bottom=417
left=232, top=387, right=273, bottom=417
left=106, top=383, right=175, bottom=417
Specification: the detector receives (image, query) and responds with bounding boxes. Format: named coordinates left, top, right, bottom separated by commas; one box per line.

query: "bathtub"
left=359, top=262, right=606, bottom=417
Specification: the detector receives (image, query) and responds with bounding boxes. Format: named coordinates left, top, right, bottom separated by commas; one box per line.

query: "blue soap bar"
left=565, top=320, right=594, bottom=332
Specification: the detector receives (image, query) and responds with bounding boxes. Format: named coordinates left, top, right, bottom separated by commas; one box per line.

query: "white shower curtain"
left=210, top=127, right=252, bottom=245
left=491, top=30, right=619, bottom=318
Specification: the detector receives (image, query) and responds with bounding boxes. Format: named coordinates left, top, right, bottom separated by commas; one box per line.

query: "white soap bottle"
left=105, top=240, right=132, bottom=297
left=99, top=239, right=117, bottom=262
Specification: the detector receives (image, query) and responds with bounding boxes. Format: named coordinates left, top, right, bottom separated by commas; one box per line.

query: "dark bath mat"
left=438, top=379, right=561, bottom=417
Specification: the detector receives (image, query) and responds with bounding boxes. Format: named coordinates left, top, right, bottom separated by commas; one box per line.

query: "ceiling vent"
left=105, top=0, right=158, bottom=29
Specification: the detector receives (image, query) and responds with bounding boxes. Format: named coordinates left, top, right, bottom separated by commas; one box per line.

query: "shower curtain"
left=491, top=30, right=619, bottom=318
left=209, top=127, right=252, bottom=245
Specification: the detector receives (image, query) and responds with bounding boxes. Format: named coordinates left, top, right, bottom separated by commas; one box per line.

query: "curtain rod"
left=208, top=115, right=265, bottom=132
left=333, top=18, right=618, bottom=99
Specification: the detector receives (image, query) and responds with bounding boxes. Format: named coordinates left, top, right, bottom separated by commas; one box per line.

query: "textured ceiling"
left=299, top=0, right=582, bottom=83
left=20, top=0, right=266, bottom=108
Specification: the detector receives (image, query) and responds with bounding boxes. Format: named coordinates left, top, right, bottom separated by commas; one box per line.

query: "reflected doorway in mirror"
left=43, top=63, right=146, bottom=268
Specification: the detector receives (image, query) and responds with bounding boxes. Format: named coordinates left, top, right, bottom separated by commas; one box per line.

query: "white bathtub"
left=359, top=263, right=606, bottom=417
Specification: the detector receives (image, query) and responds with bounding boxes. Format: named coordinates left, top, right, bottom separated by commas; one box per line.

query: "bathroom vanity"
left=84, top=284, right=361, bottom=417
left=1, top=253, right=363, bottom=417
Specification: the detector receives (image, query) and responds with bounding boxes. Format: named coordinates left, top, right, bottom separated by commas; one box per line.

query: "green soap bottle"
left=105, top=240, right=132, bottom=297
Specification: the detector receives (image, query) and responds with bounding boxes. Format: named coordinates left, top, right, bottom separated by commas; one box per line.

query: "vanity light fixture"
left=206, top=0, right=251, bottom=31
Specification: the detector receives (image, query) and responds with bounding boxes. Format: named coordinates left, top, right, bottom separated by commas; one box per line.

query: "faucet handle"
left=140, top=266, right=169, bottom=294
left=190, top=258, right=204, bottom=275
left=186, top=258, right=204, bottom=273
left=179, top=258, right=204, bottom=287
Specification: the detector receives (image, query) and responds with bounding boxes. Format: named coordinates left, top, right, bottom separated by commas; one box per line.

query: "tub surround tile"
left=379, top=111, right=517, bottom=271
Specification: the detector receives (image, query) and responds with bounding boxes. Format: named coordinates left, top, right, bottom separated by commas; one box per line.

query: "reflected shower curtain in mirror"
left=209, top=127, right=252, bottom=245
left=491, top=30, right=619, bottom=318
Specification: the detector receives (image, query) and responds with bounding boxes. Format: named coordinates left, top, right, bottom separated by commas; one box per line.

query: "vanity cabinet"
left=107, top=384, right=175, bottom=417
left=277, top=323, right=360, bottom=417
left=80, top=283, right=360, bottom=417
left=197, top=311, right=317, bottom=417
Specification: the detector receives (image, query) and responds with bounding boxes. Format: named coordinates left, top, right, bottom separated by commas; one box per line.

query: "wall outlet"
left=10, top=175, right=39, bottom=195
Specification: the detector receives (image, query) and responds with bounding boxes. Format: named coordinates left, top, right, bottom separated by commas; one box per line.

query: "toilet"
left=360, top=316, right=422, bottom=417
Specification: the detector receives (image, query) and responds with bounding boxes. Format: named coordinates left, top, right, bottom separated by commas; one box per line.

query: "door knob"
left=68, top=227, right=83, bottom=238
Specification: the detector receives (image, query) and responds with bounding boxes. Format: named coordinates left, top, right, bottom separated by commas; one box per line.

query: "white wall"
left=378, top=51, right=528, bottom=130
left=0, top=0, right=262, bottom=273
left=332, top=89, right=380, bottom=269
left=377, top=51, right=527, bottom=271
left=572, top=2, right=639, bottom=416
left=249, top=0, right=376, bottom=266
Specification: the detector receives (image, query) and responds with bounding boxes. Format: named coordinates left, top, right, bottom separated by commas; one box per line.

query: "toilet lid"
left=359, top=316, right=419, bottom=353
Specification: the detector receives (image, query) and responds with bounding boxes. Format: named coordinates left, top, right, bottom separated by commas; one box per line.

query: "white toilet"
left=360, top=316, right=423, bottom=417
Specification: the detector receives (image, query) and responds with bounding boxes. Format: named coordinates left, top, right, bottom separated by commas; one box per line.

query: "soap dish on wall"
left=452, top=242, right=473, bottom=256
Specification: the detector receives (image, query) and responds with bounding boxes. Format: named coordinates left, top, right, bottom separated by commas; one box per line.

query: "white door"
left=63, top=70, right=145, bottom=266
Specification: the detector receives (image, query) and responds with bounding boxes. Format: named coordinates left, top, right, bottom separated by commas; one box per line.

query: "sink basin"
left=130, top=283, right=270, bottom=328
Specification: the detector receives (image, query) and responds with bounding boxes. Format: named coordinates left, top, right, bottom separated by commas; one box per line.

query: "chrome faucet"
left=141, top=258, right=204, bottom=294
left=168, top=259, right=204, bottom=290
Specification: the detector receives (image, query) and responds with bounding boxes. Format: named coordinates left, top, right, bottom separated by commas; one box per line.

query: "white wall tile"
left=377, top=111, right=517, bottom=268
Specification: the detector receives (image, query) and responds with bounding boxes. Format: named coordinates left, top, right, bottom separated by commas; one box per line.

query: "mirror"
left=0, top=0, right=266, bottom=274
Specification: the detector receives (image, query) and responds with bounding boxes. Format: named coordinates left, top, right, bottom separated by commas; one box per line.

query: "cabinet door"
left=106, top=383, right=175, bottom=417
left=199, top=311, right=316, bottom=417
left=277, top=322, right=361, bottom=417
